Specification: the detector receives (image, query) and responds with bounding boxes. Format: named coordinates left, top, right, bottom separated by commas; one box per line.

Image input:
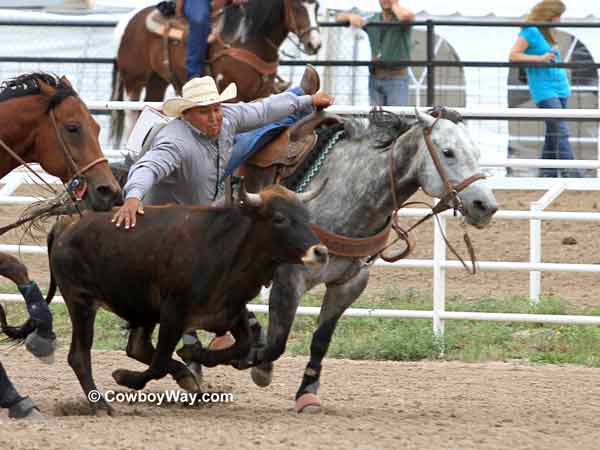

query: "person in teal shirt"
left=336, top=0, right=415, bottom=106
left=509, top=0, right=581, bottom=178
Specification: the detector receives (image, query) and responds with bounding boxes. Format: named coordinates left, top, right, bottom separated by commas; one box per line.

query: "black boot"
left=18, top=282, right=56, bottom=362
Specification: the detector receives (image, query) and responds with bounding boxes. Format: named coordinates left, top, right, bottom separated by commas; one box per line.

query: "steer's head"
left=239, top=181, right=328, bottom=269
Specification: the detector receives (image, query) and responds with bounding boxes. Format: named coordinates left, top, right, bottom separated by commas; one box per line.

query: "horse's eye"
left=442, top=148, right=455, bottom=158
left=65, top=123, right=80, bottom=134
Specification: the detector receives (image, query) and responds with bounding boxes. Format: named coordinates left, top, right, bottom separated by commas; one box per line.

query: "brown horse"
left=0, top=73, right=121, bottom=212
left=111, top=0, right=322, bottom=145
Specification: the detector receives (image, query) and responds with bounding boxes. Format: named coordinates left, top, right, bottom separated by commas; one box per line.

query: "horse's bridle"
left=374, top=116, right=486, bottom=272
left=0, top=109, right=107, bottom=200
left=282, top=0, right=319, bottom=47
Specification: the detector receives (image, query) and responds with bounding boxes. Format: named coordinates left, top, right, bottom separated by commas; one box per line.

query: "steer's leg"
left=65, top=299, right=112, bottom=416
left=113, top=302, right=184, bottom=390
left=119, top=325, right=200, bottom=392
left=295, top=267, right=369, bottom=413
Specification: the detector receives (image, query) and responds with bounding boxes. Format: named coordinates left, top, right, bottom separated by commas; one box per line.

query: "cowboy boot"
left=300, top=64, right=320, bottom=95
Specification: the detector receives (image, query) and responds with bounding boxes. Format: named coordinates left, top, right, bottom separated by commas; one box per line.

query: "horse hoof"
left=208, top=332, right=235, bottom=351
left=24, top=331, right=56, bottom=364
left=295, top=393, right=321, bottom=414
left=92, top=404, right=114, bottom=417
left=250, top=365, right=273, bottom=387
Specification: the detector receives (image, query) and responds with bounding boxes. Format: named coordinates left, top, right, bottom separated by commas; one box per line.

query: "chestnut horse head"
left=0, top=73, right=121, bottom=211
left=111, top=0, right=322, bottom=146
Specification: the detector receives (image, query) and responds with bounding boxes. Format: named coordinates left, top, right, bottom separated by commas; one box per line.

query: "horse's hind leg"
left=118, top=324, right=200, bottom=392
left=295, top=267, right=370, bottom=413
left=65, top=298, right=112, bottom=415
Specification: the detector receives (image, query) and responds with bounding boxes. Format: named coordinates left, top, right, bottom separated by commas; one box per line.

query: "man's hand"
left=112, top=197, right=144, bottom=230
left=311, top=92, right=334, bottom=109
left=348, top=14, right=366, bottom=28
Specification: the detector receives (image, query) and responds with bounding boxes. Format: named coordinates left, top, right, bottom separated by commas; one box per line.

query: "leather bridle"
left=373, top=116, right=486, bottom=272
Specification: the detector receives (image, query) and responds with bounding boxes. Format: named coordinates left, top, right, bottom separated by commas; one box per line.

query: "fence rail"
left=1, top=104, right=600, bottom=336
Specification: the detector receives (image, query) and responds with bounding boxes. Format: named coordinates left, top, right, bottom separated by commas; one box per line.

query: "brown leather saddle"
left=146, top=9, right=189, bottom=41
left=234, top=111, right=343, bottom=193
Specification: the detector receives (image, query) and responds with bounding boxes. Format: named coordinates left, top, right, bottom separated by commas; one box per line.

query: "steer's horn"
left=239, top=178, right=262, bottom=208
left=296, top=178, right=329, bottom=203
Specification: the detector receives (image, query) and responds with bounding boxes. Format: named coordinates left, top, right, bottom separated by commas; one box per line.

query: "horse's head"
left=286, top=0, right=321, bottom=54
left=34, top=75, right=122, bottom=211
left=413, top=109, right=498, bottom=228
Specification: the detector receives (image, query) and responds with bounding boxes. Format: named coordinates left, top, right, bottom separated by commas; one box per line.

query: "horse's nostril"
left=473, top=200, right=498, bottom=216
left=96, top=184, right=116, bottom=198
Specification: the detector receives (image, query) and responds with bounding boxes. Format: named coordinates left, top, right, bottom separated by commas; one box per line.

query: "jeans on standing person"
left=536, top=97, right=582, bottom=178
left=185, top=0, right=211, bottom=80
left=224, top=87, right=312, bottom=178
left=368, top=73, right=410, bottom=106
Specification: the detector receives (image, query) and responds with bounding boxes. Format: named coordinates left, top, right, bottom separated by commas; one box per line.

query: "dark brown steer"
left=46, top=182, right=328, bottom=415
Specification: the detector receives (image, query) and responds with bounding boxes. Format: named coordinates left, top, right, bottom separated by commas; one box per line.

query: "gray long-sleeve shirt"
left=124, top=91, right=312, bottom=205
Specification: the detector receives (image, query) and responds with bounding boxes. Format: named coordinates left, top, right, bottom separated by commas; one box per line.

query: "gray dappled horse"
left=242, top=108, right=499, bottom=412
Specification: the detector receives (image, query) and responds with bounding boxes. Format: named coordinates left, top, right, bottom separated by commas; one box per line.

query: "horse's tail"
left=110, top=62, right=125, bottom=149
left=0, top=253, right=37, bottom=340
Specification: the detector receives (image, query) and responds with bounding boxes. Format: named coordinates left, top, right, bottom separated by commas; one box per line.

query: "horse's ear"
left=414, top=108, right=436, bottom=129
left=59, top=76, right=74, bottom=89
left=36, top=77, right=57, bottom=98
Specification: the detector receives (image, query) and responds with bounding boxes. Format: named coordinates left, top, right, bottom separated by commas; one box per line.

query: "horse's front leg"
left=295, top=266, right=369, bottom=413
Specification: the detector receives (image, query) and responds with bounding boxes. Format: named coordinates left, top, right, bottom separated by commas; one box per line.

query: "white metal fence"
left=2, top=104, right=600, bottom=337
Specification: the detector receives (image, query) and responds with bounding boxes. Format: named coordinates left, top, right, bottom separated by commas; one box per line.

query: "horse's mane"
left=343, top=107, right=465, bottom=149
left=0, top=72, right=77, bottom=107
left=222, top=0, right=285, bottom=39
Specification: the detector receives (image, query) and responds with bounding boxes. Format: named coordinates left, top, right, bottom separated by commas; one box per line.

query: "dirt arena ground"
left=2, top=349, right=600, bottom=450
left=2, top=188, right=600, bottom=449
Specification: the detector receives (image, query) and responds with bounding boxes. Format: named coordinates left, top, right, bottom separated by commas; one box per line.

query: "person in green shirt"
left=336, top=0, right=415, bottom=106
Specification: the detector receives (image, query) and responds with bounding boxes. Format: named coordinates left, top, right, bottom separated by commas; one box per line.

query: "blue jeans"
left=224, top=87, right=312, bottom=178
left=536, top=97, right=581, bottom=178
left=369, top=73, right=410, bottom=106
left=185, top=0, right=211, bottom=79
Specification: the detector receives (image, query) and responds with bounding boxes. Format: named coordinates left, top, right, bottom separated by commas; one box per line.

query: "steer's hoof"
left=295, top=393, right=321, bottom=414
left=175, top=366, right=201, bottom=393
left=112, top=368, right=145, bottom=390
left=208, top=332, right=235, bottom=351
left=250, top=363, right=273, bottom=387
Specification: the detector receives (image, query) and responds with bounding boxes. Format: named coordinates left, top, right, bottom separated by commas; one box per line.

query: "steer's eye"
left=442, top=148, right=455, bottom=158
left=272, top=212, right=288, bottom=226
left=65, top=123, right=81, bottom=134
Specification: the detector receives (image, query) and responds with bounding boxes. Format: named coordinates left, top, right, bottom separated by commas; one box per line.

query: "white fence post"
left=432, top=211, right=446, bottom=338
left=529, top=184, right=565, bottom=303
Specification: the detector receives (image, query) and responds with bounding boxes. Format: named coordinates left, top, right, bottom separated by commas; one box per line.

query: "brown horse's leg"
left=144, top=73, right=169, bottom=103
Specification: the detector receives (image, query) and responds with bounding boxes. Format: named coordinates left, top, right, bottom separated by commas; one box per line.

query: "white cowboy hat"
left=162, top=76, right=237, bottom=117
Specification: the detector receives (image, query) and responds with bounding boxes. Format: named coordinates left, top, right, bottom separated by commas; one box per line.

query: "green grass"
left=3, top=286, right=600, bottom=367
